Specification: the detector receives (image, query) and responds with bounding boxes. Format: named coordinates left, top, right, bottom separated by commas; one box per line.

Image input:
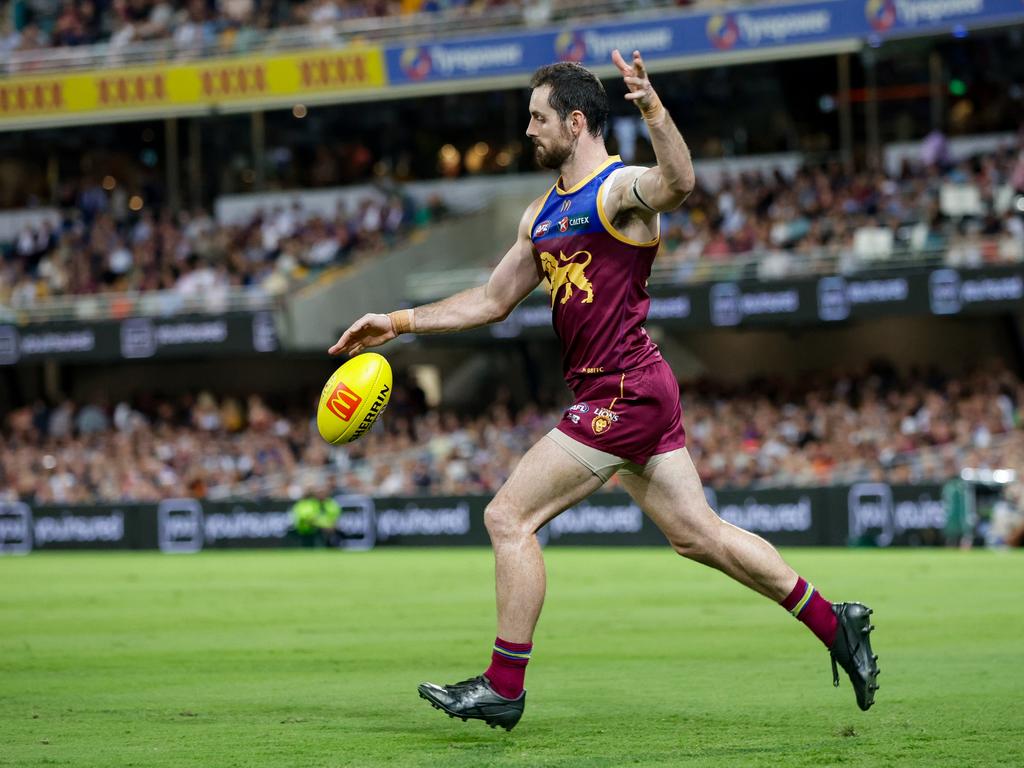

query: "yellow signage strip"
left=0, top=46, right=386, bottom=128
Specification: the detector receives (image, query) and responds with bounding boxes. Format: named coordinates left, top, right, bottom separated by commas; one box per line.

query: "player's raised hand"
left=612, top=49, right=653, bottom=107
left=611, top=49, right=663, bottom=121
left=328, top=313, right=396, bottom=356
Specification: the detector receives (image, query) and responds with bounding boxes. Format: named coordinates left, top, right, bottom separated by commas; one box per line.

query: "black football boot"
left=829, top=602, right=880, bottom=711
left=418, top=675, right=525, bottom=731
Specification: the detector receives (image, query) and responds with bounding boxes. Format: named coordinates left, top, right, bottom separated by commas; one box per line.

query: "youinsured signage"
left=0, top=482, right=947, bottom=553
left=0, top=311, right=278, bottom=365
left=473, top=265, right=1024, bottom=338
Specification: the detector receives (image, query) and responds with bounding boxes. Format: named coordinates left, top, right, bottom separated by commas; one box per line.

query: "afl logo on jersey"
left=534, top=220, right=552, bottom=237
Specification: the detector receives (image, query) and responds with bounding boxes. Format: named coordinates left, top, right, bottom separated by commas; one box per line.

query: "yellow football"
left=317, top=353, right=393, bottom=444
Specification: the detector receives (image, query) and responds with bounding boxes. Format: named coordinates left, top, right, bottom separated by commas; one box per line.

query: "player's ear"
left=570, top=110, right=586, bottom=137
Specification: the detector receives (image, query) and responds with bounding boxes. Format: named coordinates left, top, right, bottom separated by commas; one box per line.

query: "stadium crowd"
left=1, top=0, right=513, bottom=54
left=4, top=137, right=1023, bottom=308
left=2, top=360, right=1022, bottom=505
left=0, top=182, right=441, bottom=309
left=0, top=0, right=673, bottom=58
left=656, top=137, right=1024, bottom=281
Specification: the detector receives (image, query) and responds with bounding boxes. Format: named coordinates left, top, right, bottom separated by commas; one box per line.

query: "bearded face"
left=527, top=85, right=579, bottom=171
left=533, top=123, right=576, bottom=170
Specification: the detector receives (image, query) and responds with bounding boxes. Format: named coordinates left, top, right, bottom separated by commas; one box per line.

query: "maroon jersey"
left=529, top=155, right=661, bottom=392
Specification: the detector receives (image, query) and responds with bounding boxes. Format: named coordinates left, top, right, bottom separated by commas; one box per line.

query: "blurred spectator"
left=920, top=129, right=950, bottom=170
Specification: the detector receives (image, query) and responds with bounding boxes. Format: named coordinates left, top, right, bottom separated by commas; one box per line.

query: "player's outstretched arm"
left=609, top=48, right=696, bottom=214
left=328, top=202, right=544, bottom=356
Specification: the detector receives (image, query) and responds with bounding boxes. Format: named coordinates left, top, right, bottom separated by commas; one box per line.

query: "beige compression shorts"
left=545, top=428, right=682, bottom=483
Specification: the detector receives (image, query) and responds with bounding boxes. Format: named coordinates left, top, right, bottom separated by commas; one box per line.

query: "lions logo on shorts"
left=590, top=407, right=619, bottom=435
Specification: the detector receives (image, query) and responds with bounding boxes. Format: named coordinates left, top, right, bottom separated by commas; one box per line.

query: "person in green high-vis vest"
left=291, top=490, right=342, bottom=547
left=943, top=476, right=974, bottom=549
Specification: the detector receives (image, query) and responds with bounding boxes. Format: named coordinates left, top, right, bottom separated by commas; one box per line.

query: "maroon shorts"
left=555, top=358, right=686, bottom=466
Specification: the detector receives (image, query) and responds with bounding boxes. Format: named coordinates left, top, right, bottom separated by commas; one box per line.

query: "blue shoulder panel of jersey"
left=530, top=156, right=624, bottom=245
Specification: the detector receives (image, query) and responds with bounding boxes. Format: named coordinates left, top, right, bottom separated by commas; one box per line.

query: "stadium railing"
left=5, top=233, right=1019, bottom=325
left=2, top=0, right=684, bottom=76
left=0, top=285, right=280, bottom=324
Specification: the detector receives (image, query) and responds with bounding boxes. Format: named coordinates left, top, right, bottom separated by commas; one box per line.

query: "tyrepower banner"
left=0, top=46, right=386, bottom=128
left=384, top=0, right=1024, bottom=86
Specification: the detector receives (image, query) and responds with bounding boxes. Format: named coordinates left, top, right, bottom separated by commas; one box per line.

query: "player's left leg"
left=418, top=434, right=606, bottom=730
left=618, top=447, right=880, bottom=711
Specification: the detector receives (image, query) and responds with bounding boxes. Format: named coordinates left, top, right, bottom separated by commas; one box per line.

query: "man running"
left=329, top=50, right=880, bottom=731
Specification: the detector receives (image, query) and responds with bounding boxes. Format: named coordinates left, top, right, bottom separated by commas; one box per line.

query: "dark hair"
left=529, top=62, right=608, bottom=138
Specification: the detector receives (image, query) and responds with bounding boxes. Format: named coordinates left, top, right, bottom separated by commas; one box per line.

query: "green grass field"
left=2, top=548, right=1022, bottom=767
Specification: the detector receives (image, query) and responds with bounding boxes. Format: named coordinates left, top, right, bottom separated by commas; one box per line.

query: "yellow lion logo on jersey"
left=540, top=250, right=595, bottom=308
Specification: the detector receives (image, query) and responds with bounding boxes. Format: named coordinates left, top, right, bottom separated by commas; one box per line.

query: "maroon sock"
left=484, top=637, right=531, bottom=699
left=780, top=577, right=838, bottom=648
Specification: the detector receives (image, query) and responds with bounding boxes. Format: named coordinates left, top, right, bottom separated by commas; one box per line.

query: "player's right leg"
left=618, top=447, right=880, bottom=711
left=418, top=433, right=605, bottom=730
